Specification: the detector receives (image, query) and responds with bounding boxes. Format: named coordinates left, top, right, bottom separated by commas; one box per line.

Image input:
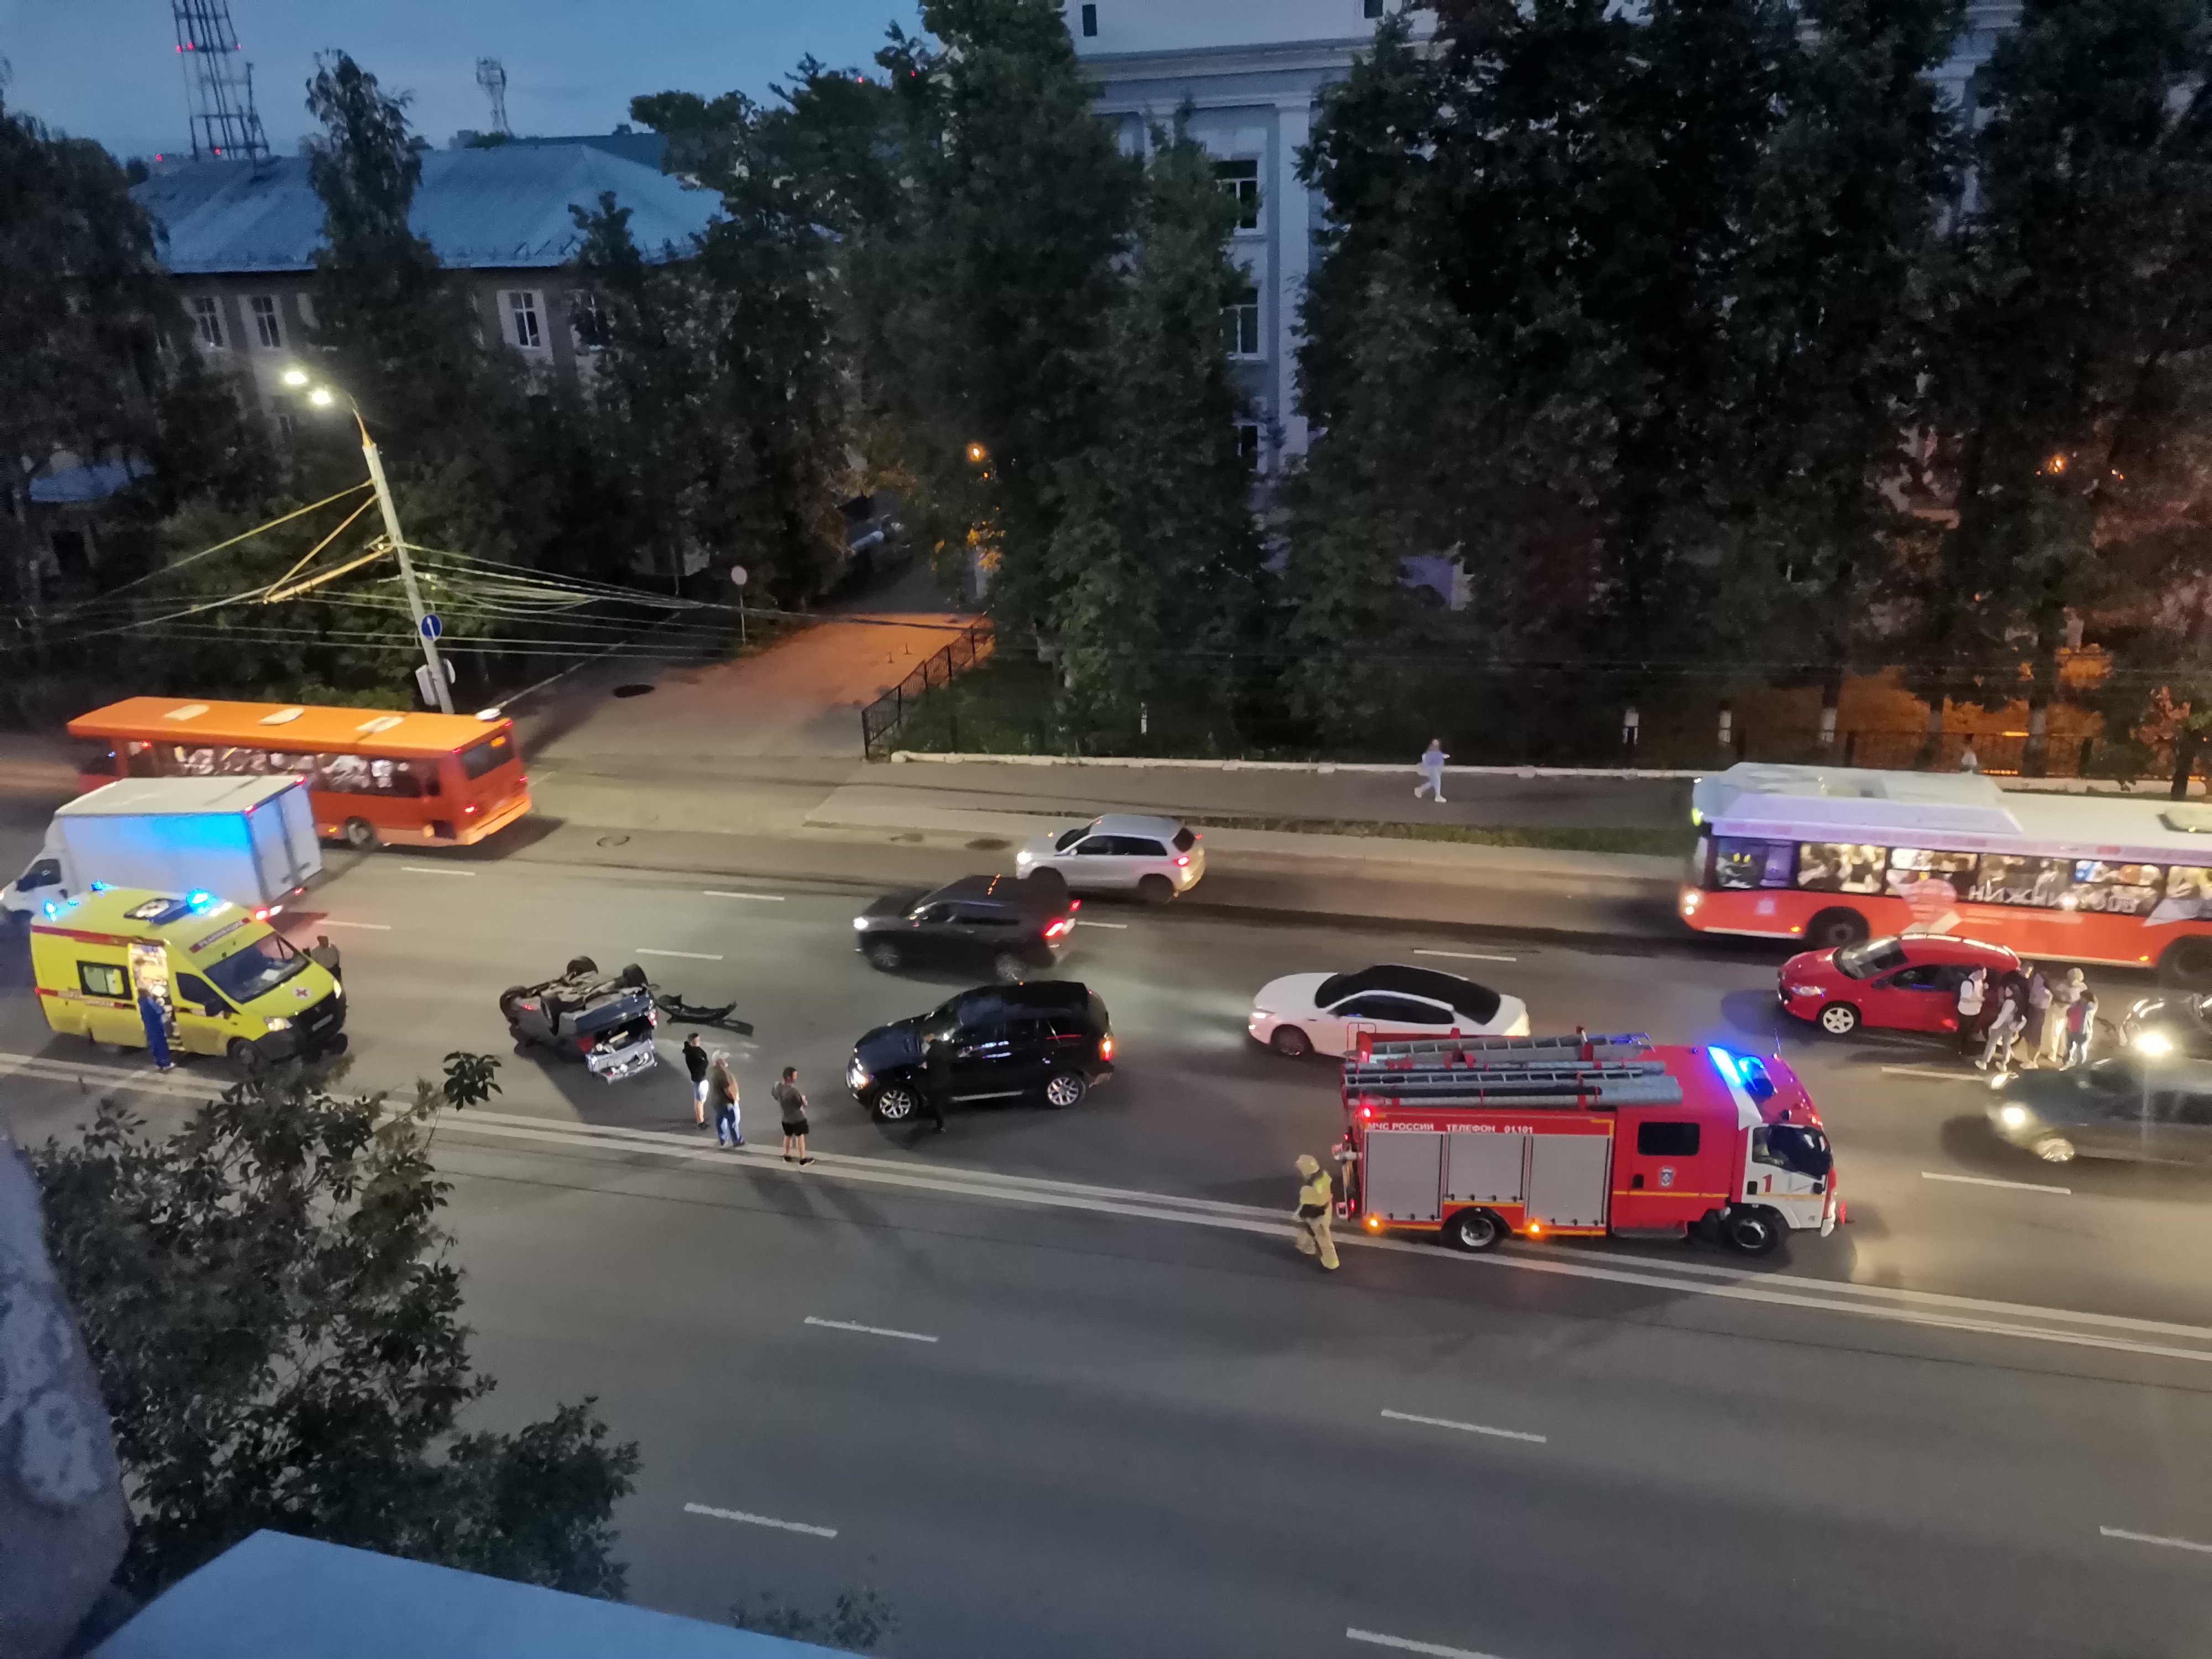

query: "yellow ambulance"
left=30, top=885, right=346, bottom=1067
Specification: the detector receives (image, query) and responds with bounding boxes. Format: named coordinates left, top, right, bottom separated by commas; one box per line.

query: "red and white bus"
left=67, top=697, right=532, bottom=851
left=1679, top=763, right=2212, bottom=982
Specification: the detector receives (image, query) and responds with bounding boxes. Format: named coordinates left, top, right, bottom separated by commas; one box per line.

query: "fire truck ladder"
left=1345, top=1032, right=1684, bottom=1110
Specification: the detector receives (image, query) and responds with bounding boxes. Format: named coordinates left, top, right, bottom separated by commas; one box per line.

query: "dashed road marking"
left=805, top=1315, right=939, bottom=1344
left=1413, top=949, right=1518, bottom=963
left=317, top=919, right=392, bottom=930
left=635, top=947, right=724, bottom=961
left=1923, top=1171, right=2072, bottom=1197
left=1076, top=920, right=1128, bottom=930
left=684, top=1501, right=837, bottom=1540
left=705, top=890, right=785, bottom=901
left=401, top=865, right=476, bottom=877
left=1881, top=1065, right=1984, bottom=1082
left=2101, top=1525, right=2212, bottom=1555
left=1381, top=1408, right=1546, bottom=1444
left=1348, top=1629, right=1509, bottom=1658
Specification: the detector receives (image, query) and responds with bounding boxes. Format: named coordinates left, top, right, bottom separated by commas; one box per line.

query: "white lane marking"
left=1381, top=1408, right=1546, bottom=1444
left=684, top=1501, right=837, bottom=1540
left=2101, top=1526, right=2212, bottom=1554
left=805, top=1315, right=939, bottom=1344
left=1075, top=920, right=1128, bottom=930
left=1923, top=1171, right=2072, bottom=1197
left=705, top=890, right=785, bottom=901
left=1348, top=1629, right=1508, bottom=1659
left=316, top=919, right=392, bottom=931
left=634, top=947, right=724, bottom=961
left=1413, top=949, right=1519, bottom=963
left=401, top=865, right=476, bottom=877
left=1881, top=1066, right=1984, bottom=1082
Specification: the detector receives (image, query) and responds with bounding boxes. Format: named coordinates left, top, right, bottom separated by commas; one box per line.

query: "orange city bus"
left=1678, top=763, right=2212, bottom=983
left=67, top=697, right=533, bottom=851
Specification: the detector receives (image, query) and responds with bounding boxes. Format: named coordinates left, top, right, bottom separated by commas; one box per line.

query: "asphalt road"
left=8, top=846, right=2212, bottom=1654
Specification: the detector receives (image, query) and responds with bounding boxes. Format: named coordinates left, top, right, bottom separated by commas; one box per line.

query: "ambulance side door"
left=1613, top=1113, right=1723, bottom=1228
left=174, top=972, right=236, bottom=1056
left=73, top=955, right=143, bottom=1045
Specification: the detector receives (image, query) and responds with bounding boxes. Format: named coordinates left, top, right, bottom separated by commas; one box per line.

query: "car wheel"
left=565, top=956, right=598, bottom=978
left=1138, top=874, right=1174, bottom=906
left=993, top=951, right=1028, bottom=984
left=1270, top=1025, right=1313, bottom=1058
left=1444, top=1207, right=1505, bottom=1252
left=342, top=817, right=378, bottom=851
left=1805, top=907, right=1868, bottom=950
left=865, top=940, right=901, bottom=971
left=2160, top=936, right=2212, bottom=989
left=1024, top=867, right=1068, bottom=901
left=873, top=1087, right=920, bottom=1123
left=226, top=1037, right=264, bottom=1074
left=1817, top=1003, right=1860, bottom=1037
left=2032, top=1134, right=2077, bottom=1164
left=1043, top=1072, right=1088, bottom=1108
left=1720, top=1207, right=1783, bottom=1255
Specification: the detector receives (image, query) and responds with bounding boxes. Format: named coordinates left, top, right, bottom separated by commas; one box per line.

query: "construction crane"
left=170, top=0, right=270, bottom=161
left=476, top=58, right=511, bottom=136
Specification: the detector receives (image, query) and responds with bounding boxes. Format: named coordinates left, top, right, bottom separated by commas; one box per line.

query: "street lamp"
left=281, top=367, right=454, bottom=714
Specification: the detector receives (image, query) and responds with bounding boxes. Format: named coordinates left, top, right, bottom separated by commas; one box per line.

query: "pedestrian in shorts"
left=775, top=1066, right=815, bottom=1165
left=682, top=1034, right=710, bottom=1128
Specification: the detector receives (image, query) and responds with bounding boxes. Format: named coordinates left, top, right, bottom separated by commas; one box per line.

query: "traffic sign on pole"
left=420, top=613, right=443, bottom=640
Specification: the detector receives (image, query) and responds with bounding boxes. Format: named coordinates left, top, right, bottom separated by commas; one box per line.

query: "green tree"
left=1935, top=0, right=2212, bottom=771
left=31, top=1054, right=639, bottom=1598
left=1046, top=122, right=1264, bottom=744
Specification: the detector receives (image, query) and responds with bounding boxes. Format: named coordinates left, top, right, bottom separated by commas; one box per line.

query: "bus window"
left=1972, top=853, right=2073, bottom=906
left=1797, top=842, right=1884, bottom=895
left=2060, top=860, right=2163, bottom=915
left=2153, top=867, right=2212, bottom=924
left=1884, top=848, right=1975, bottom=902
left=1715, top=838, right=1793, bottom=889
left=123, top=742, right=160, bottom=778
left=458, top=731, right=514, bottom=781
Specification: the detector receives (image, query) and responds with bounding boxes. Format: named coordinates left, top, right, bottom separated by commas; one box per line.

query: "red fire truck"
left=1334, top=1032, right=1840, bottom=1256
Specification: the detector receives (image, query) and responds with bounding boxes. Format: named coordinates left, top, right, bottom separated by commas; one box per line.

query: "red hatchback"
left=1778, top=934, right=2021, bottom=1038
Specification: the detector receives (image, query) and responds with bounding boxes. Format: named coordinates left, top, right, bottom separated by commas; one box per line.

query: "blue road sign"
left=420, top=613, right=442, bottom=640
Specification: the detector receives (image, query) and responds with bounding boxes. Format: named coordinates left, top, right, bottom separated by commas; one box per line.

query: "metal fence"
left=860, top=620, right=994, bottom=759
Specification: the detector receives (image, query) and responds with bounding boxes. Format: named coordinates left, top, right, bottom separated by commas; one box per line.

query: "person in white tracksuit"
left=1415, top=740, right=1448, bottom=804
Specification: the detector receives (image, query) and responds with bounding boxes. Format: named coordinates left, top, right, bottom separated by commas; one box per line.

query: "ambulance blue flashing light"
left=186, top=890, right=217, bottom=912
left=90, top=880, right=109, bottom=891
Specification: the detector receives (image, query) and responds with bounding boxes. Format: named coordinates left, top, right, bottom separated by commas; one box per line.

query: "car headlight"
left=264, top=1016, right=293, bottom=1031
left=1787, top=984, right=1824, bottom=998
left=2134, top=1030, right=2175, bottom=1056
left=853, top=916, right=869, bottom=930
left=1999, top=1104, right=2030, bottom=1128
left=847, top=1060, right=870, bottom=1087
left=330, top=982, right=342, bottom=999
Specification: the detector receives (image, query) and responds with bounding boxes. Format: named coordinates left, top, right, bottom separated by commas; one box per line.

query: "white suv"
left=1016, top=813, right=1204, bottom=904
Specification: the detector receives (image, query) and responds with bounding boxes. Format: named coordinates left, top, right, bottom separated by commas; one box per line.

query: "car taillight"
left=1070, top=898, right=1081, bottom=910
left=1099, top=1035, right=1114, bottom=1060
left=464, top=804, right=478, bottom=815
left=577, top=1035, right=594, bottom=1052
left=252, top=907, right=270, bottom=921
left=1175, top=855, right=1190, bottom=867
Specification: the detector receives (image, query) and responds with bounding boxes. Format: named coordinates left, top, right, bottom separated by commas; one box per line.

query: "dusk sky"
left=0, top=0, right=917, bottom=160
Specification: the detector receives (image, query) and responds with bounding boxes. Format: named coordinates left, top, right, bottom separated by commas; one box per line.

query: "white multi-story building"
left=1071, top=1, right=2020, bottom=474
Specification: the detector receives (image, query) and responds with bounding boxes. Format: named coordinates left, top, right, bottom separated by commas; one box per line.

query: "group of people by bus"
left=1957, top=962, right=2096, bottom=1072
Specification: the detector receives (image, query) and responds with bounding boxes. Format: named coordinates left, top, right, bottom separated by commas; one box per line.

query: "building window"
left=269, top=395, right=298, bottom=438
left=1364, top=0, right=1385, bottom=17
left=1224, top=282, right=1260, bottom=358
left=1235, top=421, right=1262, bottom=471
left=248, top=294, right=281, bottom=349
left=508, top=290, right=542, bottom=349
left=190, top=296, right=224, bottom=349
left=1214, top=159, right=1261, bottom=231
left=571, top=291, right=605, bottom=353
left=1081, top=3, right=1098, bottom=36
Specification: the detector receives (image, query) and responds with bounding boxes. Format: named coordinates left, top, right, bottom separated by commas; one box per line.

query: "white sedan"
left=1248, top=964, right=1530, bottom=1058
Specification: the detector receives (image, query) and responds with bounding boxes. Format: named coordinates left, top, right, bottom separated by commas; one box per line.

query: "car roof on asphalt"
left=1899, top=935, right=2018, bottom=964
left=924, top=874, right=1054, bottom=906
left=1087, top=813, right=1184, bottom=836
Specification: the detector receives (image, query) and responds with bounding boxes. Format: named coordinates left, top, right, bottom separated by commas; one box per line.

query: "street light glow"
left=280, top=367, right=310, bottom=387
left=309, top=387, right=335, bottom=407
left=966, top=442, right=987, bottom=463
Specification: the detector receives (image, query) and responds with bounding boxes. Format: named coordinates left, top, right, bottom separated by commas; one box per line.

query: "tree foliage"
left=30, top=1053, right=639, bottom=1599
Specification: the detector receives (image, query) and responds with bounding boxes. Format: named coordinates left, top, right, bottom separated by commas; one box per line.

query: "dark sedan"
left=854, top=874, right=1077, bottom=983
left=1987, top=1057, right=2212, bottom=1165
left=847, top=980, right=1115, bottom=1123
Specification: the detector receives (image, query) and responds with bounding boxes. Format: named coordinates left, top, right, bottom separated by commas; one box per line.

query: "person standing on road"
left=1958, top=741, right=1981, bottom=774
left=1955, top=966, right=1987, bottom=1056
left=1976, top=977, right=2024, bottom=1072
left=1293, top=1154, right=1339, bottom=1271
left=707, top=1052, right=743, bottom=1147
left=136, top=985, right=174, bottom=1074
left=1415, top=739, right=1448, bottom=804
left=775, top=1066, right=815, bottom=1165
left=682, top=1034, right=710, bottom=1129
left=2065, top=987, right=2099, bottom=1068
left=2020, top=965, right=2052, bottom=1067
left=2045, top=968, right=2084, bottom=1068
left=307, top=934, right=342, bottom=977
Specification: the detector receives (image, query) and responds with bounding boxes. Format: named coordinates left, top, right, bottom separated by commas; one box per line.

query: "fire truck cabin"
left=1337, top=1032, right=1839, bottom=1256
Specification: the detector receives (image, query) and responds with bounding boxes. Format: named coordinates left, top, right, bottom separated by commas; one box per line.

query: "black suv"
left=847, top=981, right=1115, bottom=1123
left=854, top=874, right=1078, bottom=983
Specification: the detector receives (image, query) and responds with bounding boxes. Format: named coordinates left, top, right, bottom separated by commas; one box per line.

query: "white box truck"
left=2, top=776, right=323, bottom=919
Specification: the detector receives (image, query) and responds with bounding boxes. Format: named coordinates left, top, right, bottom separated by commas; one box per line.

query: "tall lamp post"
left=281, top=367, right=455, bottom=714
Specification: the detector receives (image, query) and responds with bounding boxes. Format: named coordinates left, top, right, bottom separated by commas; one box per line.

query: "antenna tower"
left=476, top=58, right=511, bottom=135
left=171, top=0, right=270, bottom=161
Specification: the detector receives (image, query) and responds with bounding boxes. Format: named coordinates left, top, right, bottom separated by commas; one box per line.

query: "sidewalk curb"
left=888, top=752, right=1703, bottom=780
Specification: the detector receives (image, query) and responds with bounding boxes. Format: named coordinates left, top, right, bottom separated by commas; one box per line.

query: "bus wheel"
left=2159, top=936, right=2212, bottom=989
left=1806, top=907, right=1868, bottom=950
left=342, top=817, right=379, bottom=851
left=1444, top=1207, right=1505, bottom=1252
left=1720, top=1207, right=1782, bottom=1255
left=226, top=1038, right=265, bottom=1075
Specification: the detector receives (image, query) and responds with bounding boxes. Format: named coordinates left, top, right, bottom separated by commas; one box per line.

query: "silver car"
left=1015, top=813, right=1204, bottom=904
left=1987, top=1056, right=2212, bottom=1165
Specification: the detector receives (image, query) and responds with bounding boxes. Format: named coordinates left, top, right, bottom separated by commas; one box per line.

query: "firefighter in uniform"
left=1293, top=1154, right=1338, bottom=1271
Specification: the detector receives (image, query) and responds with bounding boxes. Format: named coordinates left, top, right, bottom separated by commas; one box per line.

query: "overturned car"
left=499, top=956, right=660, bottom=1082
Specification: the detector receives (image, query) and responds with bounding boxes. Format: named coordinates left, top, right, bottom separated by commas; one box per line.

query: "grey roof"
left=132, top=145, right=719, bottom=275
